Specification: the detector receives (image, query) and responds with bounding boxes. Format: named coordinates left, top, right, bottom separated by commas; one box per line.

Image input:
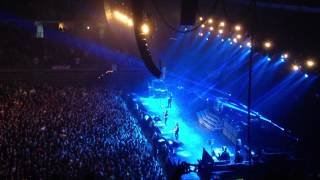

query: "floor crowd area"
left=0, top=83, right=165, bottom=179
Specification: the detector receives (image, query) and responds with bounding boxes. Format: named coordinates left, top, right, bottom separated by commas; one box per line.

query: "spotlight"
left=184, top=27, right=188, bottom=31
left=58, top=22, right=64, bottom=31
left=209, top=26, right=214, bottom=31
left=264, top=41, right=272, bottom=49
left=306, top=60, right=315, bottom=67
left=201, top=24, right=205, bottom=28
left=246, top=42, right=252, bottom=47
left=199, top=17, right=203, bottom=21
left=206, top=37, right=209, bottom=41
left=239, top=45, right=242, bottom=48
left=233, top=38, right=238, bottom=43
left=141, top=24, right=150, bottom=35
left=267, top=57, right=271, bottom=61
left=113, top=10, right=120, bottom=18
left=281, top=53, right=289, bottom=59
left=218, top=29, right=223, bottom=34
left=113, top=10, right=134, bottom=27
left=304, top=73, right=309, bottom=78
left=86, top=26, right=91, bottom=30
left=280, top=58, right=285, bottom=62
left=128, top=19, right=134, bottom=26
left=292, top=64, right=300, bottom=71
left=235, top=25, right=241, bottom=31
left=228, top=38, right=231, bottom=41
left=221, top=39, right=224, bottom=42
left=236, top=34, right=242, bottom=39
left=208, top=18, right=213, bottom=24
left=219, top=21, right=225, bottom=27
left=199, top=32, right=203, bottom=36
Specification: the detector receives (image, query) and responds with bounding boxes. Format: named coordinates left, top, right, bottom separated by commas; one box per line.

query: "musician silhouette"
left=174, top=122, right=179, bottom=140
left=167, top=94, right=172, bottom=108
left=164, top=110, right=168, bottom=126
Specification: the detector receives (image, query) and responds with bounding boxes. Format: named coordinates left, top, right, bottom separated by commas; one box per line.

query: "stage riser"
left=197, top=109, right=223, bottom=131
left=197, top=109, right=242, bottom=145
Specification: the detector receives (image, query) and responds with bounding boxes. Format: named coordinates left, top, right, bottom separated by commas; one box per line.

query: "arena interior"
left=1, top=0, right=320, bottom=179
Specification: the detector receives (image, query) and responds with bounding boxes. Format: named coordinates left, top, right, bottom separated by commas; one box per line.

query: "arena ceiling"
left=1, top=0, right=319, bottom=64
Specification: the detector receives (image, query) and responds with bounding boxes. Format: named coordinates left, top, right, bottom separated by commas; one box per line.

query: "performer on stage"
left=235, top=139, right=242, bottom=152
left=167, top=94, right=172, bottom=108
left=164, top=109, right=168, bottom=126
left=174, top=122, right=179, bottom=140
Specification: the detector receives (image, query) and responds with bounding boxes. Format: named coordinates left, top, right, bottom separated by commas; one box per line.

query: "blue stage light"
left=206, top=38, right=209, bottom=41
left=230, top=42, right=233, bottom=45
left=184, top=27, right=188, bottom=31
left=304, top=74, right=309, bottom=78
left=267, top=57, right=271, bottom=61
left=221, top=39, right=224, bottom=42
left=280, top=58, right=285, bottom=62
left=239, top=45, right=242, bottom=48
left=228, top=38, right=231, bottom=41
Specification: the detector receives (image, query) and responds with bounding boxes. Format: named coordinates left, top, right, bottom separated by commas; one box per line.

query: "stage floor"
left=139, top=96, right=234, bottom=164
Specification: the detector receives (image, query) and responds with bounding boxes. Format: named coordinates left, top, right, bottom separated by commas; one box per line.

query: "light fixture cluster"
left=197, top=16, right=318, bottom=74
left=113, top=10, right=151, bottom=35
left=113, top=10, right=134, bottom=27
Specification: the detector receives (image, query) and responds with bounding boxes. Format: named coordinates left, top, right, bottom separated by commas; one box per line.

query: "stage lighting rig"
left=141, top=23, right=150, bottom=35
left=306, top=59, right=315, bottom=68
left=264, top=41, right=272, bottom=49
left=292, top=64, right=300, bottom=71
left=281, top=53, right=289, bottom=59
left=235, top=25, right=241, bottom=31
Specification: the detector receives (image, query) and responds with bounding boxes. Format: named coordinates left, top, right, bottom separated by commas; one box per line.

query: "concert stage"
left=138, top=96, right=234, bottom=164
left=136, top=83, right=297, bottom=159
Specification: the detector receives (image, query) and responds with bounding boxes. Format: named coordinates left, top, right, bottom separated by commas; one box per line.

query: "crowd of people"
left=0, top=83, right=165, bottom=179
